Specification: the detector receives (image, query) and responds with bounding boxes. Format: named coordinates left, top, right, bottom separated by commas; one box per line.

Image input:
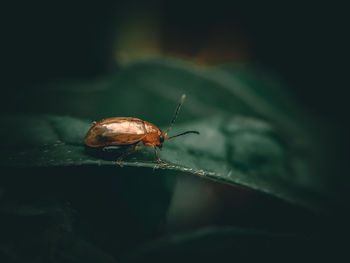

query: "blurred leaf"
left=17, top=58, right=309, bottom=134
left=120, top=226, right=315, bottom=263
left=0, top=203, right=117, bottom=263
left=0, top=165, right=176, bottom=261
left=0, top=113, right=321, bottom=211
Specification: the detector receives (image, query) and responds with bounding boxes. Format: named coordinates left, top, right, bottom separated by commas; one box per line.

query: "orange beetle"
left=84, top=94, right=199, bottom=165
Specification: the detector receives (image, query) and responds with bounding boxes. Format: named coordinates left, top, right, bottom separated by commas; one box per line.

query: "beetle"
left=84, top=94, right=199, bottom=166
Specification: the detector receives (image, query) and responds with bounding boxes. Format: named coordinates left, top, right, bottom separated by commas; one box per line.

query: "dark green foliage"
left=0, top=58, right=335, bottom=262
left=0, top=114, right=321, bottom=211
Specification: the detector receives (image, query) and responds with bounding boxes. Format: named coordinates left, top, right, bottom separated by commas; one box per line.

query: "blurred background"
left=1, top=0, right=348, bottom=261
left=3, top=0, right=347, bottom=117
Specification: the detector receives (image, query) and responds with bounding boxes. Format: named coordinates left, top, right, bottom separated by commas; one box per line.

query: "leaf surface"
left=0, top=113, right=321, bottom=211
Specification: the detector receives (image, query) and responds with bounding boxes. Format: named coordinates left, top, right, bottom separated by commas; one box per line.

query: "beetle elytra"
left=84, top=94, right=199, bottom=165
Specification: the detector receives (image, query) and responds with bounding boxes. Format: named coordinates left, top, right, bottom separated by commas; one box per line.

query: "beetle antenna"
left=166, top=131, right=200, bottom=140
left=164, top=94, right=186, bottom=137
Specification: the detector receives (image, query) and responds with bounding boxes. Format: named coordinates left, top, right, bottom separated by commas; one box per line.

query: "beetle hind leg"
left=116, top=145, right=140, bottom=166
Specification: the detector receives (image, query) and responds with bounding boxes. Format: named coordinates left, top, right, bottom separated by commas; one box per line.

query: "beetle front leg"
left=153, top=146, right=168, bottom=166
left=116, top=145, right=140, bottom=165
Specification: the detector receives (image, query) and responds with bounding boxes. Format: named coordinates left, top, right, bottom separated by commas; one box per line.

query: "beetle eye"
left=159, top=136, right=164, bottom=143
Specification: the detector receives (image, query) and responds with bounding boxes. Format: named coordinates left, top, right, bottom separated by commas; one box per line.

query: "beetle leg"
left=116, top=144, right=140, bottom=165
left=153, top=146, right=168, bottom=166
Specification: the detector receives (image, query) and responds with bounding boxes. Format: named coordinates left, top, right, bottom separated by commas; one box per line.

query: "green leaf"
left=2, top=58, right=328, bottom=261
left=0, top=113, right=321, bottom=211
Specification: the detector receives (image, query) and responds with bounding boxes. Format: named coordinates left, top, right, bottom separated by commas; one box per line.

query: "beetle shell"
left=84, top=117, right=163, bottom=148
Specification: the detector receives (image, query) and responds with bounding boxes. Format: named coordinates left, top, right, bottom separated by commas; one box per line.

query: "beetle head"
left=153, top=130, right=165, bottom=149
left=159, top=135, right=165, bottom=144
left=155, top=134, right=164, bottom=149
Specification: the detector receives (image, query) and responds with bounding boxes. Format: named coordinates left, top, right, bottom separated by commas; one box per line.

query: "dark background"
left=3, top=1, right=347, bottom=118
